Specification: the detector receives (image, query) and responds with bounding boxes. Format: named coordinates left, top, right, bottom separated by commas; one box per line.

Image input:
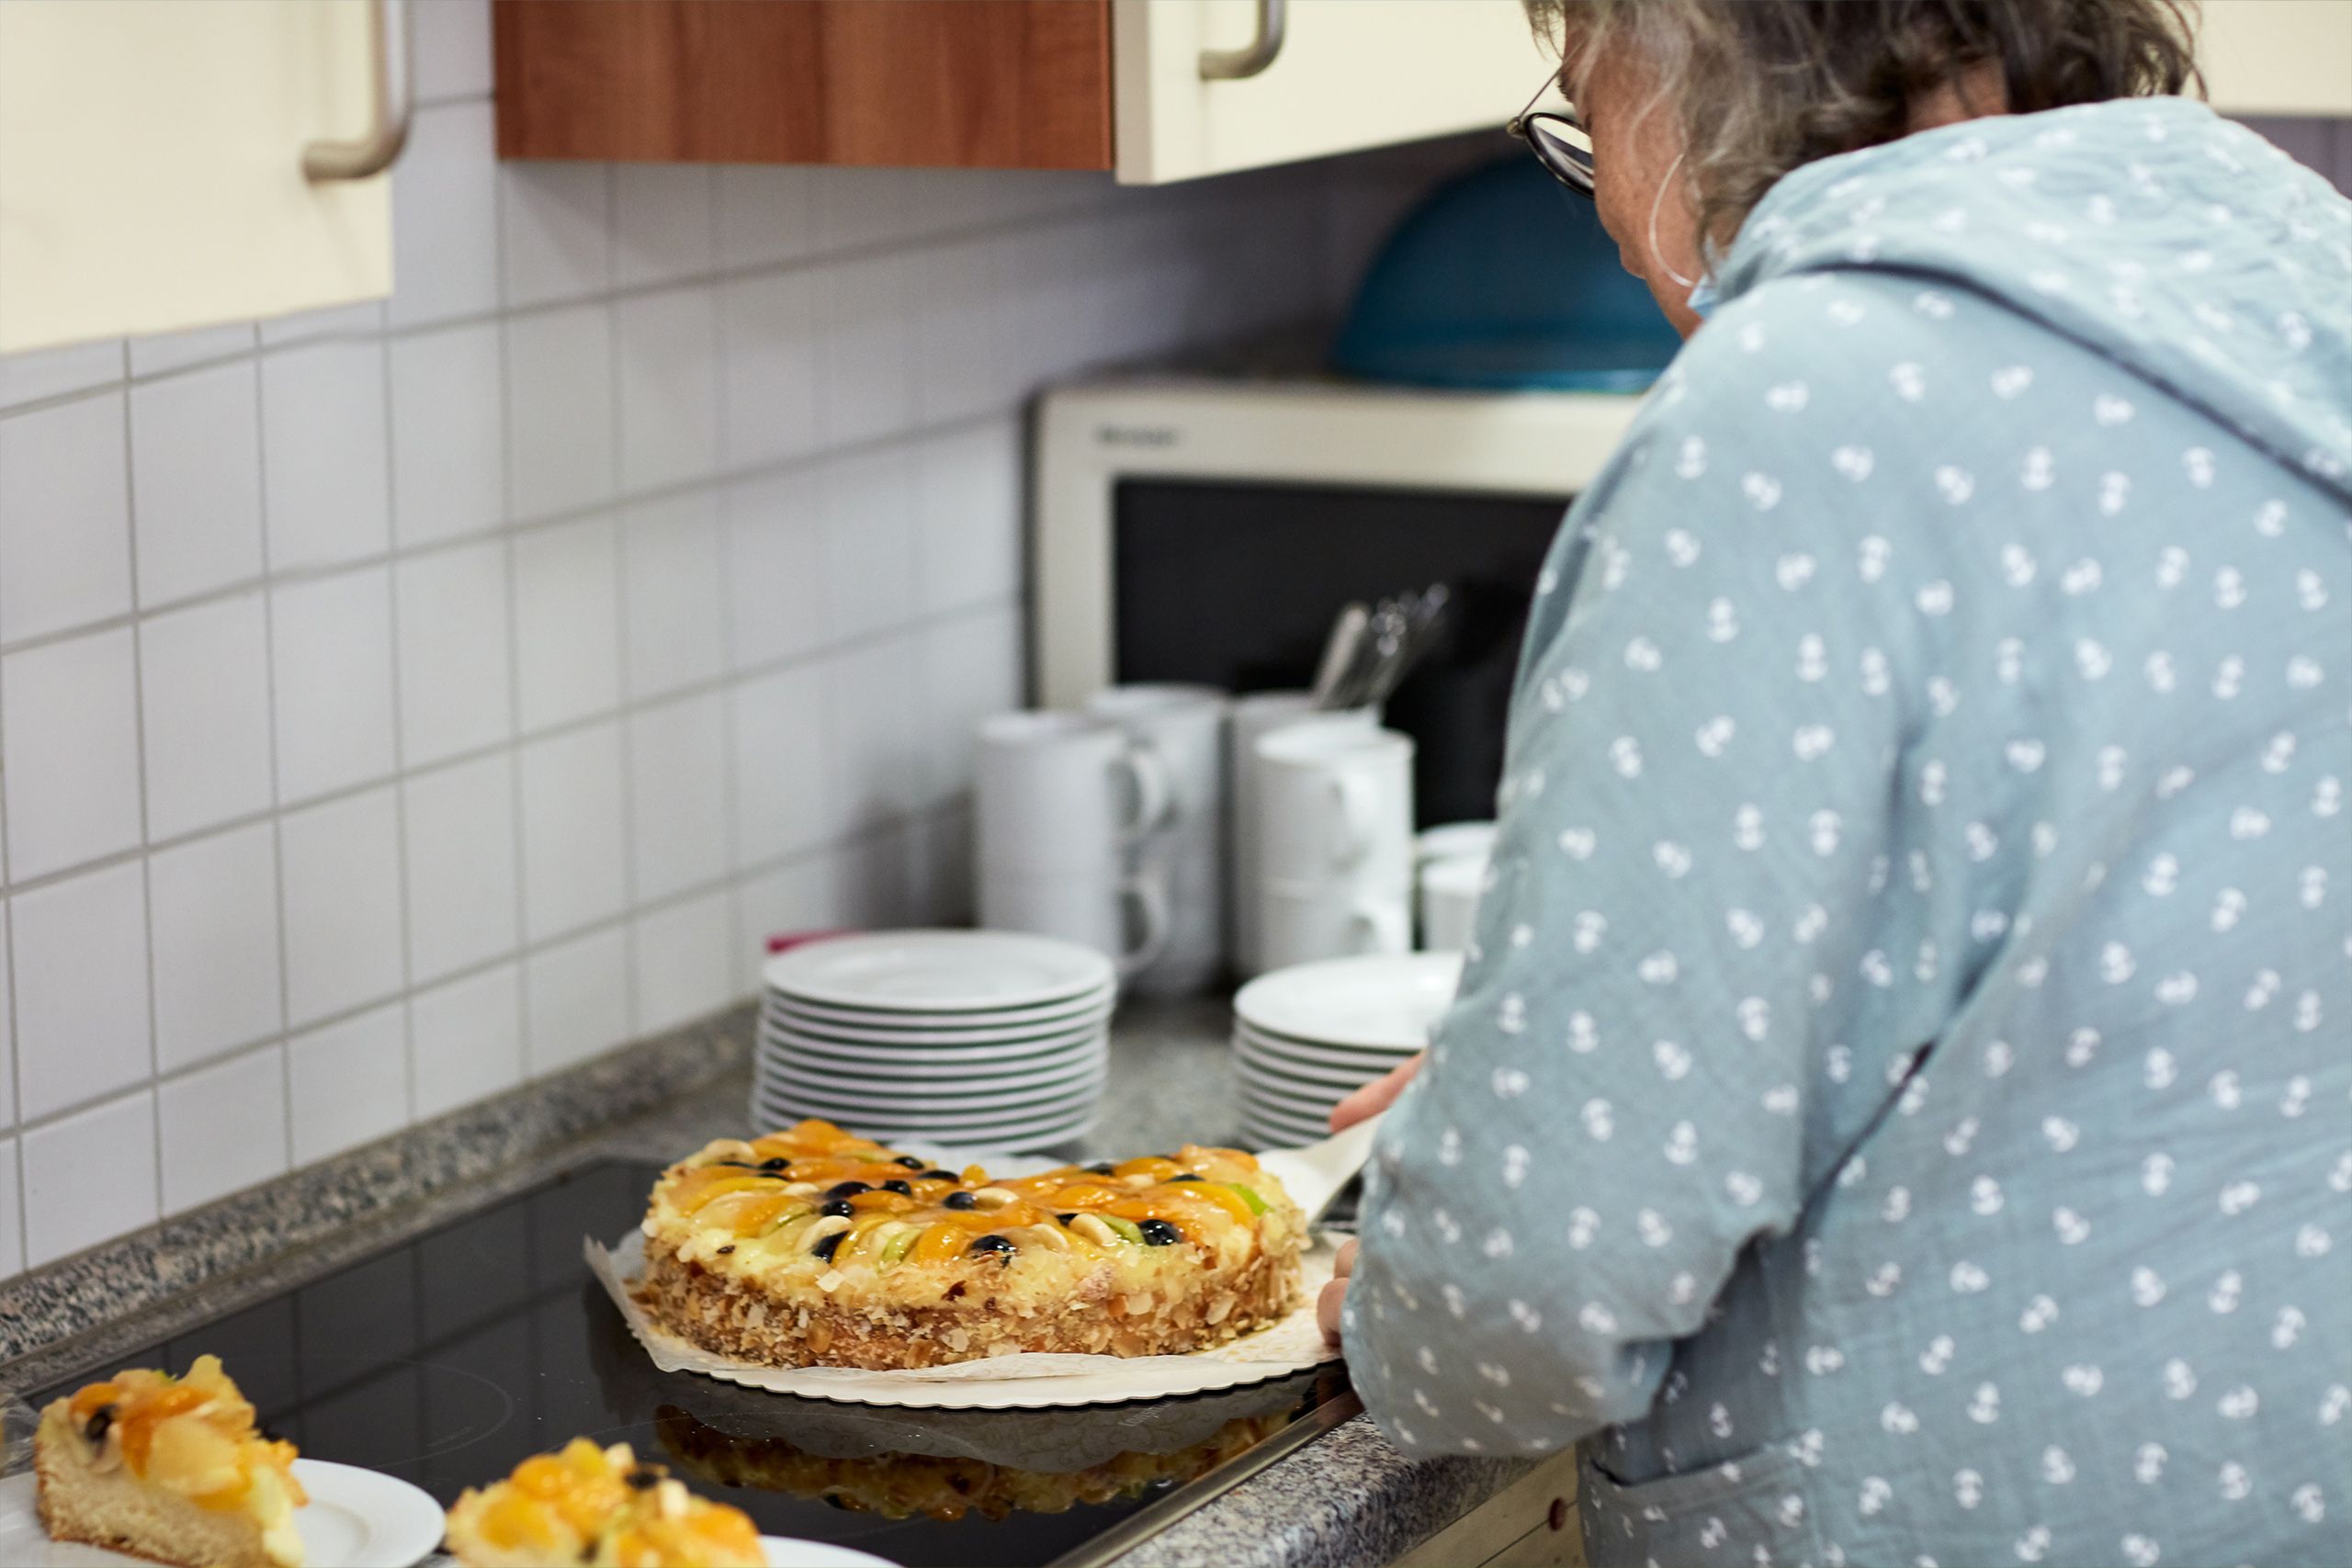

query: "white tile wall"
left=0, top=0, right=1362, bottom=1277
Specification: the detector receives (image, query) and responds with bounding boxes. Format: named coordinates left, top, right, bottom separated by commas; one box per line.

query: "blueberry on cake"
left=639, top=1118, right=1305, bottom=1369
left=34, top=1354, right=306, bottom=1568
left=442, top=1438, right=763, bottom=1567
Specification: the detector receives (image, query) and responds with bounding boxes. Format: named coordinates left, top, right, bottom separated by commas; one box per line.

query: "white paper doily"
left=587, top=1232, right=1340, bottom=1409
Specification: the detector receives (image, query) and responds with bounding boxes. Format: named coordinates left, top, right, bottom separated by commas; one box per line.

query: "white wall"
left=0, top=0, right=1342, bottom=1277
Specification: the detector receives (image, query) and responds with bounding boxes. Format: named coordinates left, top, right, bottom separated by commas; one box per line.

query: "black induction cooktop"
left=28, top=1160, right=1358, bottom=1568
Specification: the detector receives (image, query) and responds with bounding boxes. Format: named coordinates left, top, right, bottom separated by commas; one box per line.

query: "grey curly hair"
left=1527, top=0, right=2201, bottom=254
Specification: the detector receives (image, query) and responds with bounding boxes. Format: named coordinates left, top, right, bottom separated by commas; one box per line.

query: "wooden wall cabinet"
left=0, top=0, right=397, bottom=355
left=492, top=0, right=1542, bottom=183
left=492, top=0, right=2351, bottom=187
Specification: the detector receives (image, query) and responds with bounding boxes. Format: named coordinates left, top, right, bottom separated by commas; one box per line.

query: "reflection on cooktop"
left=29, top=1160, right=1351, bottom=1568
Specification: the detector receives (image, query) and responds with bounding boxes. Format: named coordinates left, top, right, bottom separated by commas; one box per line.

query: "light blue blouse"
left=1345, top=99, right=2351, bottom=1568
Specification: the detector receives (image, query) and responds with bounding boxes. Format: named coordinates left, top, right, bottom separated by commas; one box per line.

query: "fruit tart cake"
left=443, top=1438, right=763, bottom=1568
left=639, top=1117, right=1305, bottom=1369
left=34, top=1354, right=306, bottom=1568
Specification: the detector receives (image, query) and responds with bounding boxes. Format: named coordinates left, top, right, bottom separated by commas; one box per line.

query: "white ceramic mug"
left=1259, top=883, right=1411, bottom=971
left=1229, top=695, right=1379, bottom=977
left=1256, top=723, right=1416, bottom=890
left=1085, top=683, right=1229, bottom=995
left=978, top=862, right=1170, bottom=978
left=1418, top=852, right=1487, bottom=953
left=976, top=710, right=1168, bottom=872
left=975, top=711, right=1170, bottom=974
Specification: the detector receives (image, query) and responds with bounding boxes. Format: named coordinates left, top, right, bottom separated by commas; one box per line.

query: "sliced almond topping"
left=1069, top=1213, right=1122, bottom=1246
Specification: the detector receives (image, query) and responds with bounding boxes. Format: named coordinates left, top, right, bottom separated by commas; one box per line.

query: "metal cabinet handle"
left=1200, top=0, right=1286, bottom=80
left=304, top=0, right=413, bottom=181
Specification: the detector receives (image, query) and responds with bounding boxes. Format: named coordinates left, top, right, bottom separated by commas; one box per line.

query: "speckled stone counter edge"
left=0, top=1004, right=752, bottom=1368
left=1125, top=1417, right=1530, bottom=1568
left=0, top=996, right=1517, bottom=1568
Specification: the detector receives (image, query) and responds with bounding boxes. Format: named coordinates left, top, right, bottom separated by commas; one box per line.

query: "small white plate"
left=758, top=1044, right=1106, bottom=1096
left=1233, top=1031, right=1396, bottom=1091
left=764, top=931, right=1114, bottom=1013
left=756, top=1066, right=1104, bottom=1115
left=1234, top=951, right=1461, bottom=1052
left=754, top=1065, right=1109, bottom=1119
left=1244, top=1111, right=1333, bottom=1150
left=762, top=1537, right=899, bottom=1568
left=0, top=1460, right=442, bottom=1568
left=1240, top=1080, right=1345, bottom=1123
left=765, top=983, right=1115, bottom=1033
left=758, top=1009, right=1111, bottom=1051
left=1233, top=1021, right=1419, bottom=1075
left=758, top=1025, right=1108, bottom=1071
left=752, top=1089, right=1101, bottom=1140
left=757, top=1034, right=1104, bottom=1082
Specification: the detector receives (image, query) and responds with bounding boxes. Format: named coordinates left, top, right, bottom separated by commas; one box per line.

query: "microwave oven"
left=1032, top=374, right=1642, bottom=825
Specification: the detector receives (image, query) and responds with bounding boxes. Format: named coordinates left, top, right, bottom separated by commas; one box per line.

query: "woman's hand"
left=1319, top=1057, right=1416, bottom=1343
left=1317, top=1238, right=1357, bottom=1344
left=1329, top=1053, right=1422, bottom=1132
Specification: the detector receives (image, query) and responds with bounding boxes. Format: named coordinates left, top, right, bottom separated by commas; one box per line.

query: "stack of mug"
left=1245, top=711, right=1416, bottom=976
left=978, top=685, right=1424, bottom=990
left=976, top=684, right=1227, bottom=996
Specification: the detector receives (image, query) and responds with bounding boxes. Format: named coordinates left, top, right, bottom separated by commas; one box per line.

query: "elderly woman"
left=1322, top=3, right=2350, bottom=1564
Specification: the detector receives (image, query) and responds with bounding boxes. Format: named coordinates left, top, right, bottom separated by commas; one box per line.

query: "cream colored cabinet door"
left=1113, top=0, right=1544, bottom=185
left=2198, top=0, right=2352, bottom=117
left=0, top=0, right=397, bottom=354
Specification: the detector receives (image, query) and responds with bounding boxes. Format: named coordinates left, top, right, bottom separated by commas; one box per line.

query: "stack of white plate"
left=758, top=931, right=1118, bottom=1152
left=1230, top=952, right=1463, bottom=1147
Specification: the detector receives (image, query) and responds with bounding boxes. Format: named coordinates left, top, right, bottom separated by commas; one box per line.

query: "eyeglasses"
left=1508, top=73, right=1595, bottom=197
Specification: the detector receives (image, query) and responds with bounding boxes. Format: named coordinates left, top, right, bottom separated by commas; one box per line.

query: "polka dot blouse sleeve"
left=1344, top=305, right=1934, bottom=1456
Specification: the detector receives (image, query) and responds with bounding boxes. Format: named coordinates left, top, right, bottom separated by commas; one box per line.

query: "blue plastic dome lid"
left=1330, top=153, right=1683, bottom=391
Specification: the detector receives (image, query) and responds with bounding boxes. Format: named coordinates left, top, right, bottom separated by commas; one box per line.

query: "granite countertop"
left=0, top=998, right=1524, bottom=1568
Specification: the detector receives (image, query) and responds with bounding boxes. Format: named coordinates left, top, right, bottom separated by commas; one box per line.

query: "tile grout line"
left=0, top=401, right=1023, bottom=663
left=707, top=169, right=752, bottom=1002
left=251, top=321, right=301, bottom=1195
left=0, top=593, right=1019, bottom=906
left=379, top=290, right=422, bottom=1139
left=2, top=817, right=889, bottom=1137
left=492, top=139, right=535, bottom=1094
left=603, top=158, right=646, bottom=1053
left=0, top=173, right=1156, bottom=428
left=118, top=354, right=166, bottom=1224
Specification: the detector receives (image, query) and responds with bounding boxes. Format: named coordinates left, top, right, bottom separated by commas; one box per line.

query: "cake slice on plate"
left=35, top=1353, right=305, bottom=1568
left=443, top=1438, right=764, bottom=1567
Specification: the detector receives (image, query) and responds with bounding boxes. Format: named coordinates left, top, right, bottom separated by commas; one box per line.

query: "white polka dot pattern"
left=1345, top=97, right=2351, bottom=1568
